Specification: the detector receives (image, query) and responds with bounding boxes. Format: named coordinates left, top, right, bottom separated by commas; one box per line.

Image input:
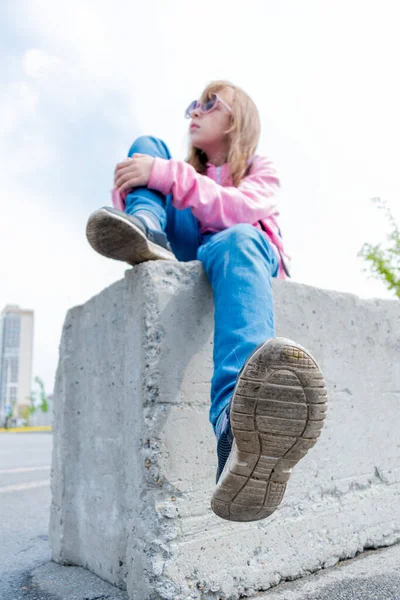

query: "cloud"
left=23, top=48, right=61, bottom=78
left=0, top=81, right=37, bottom=133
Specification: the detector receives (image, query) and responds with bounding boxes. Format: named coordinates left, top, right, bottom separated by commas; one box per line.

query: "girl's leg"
left=124, top=136, right=170, bottom=228
left=125, top=136, right=201, bottom=262
left=204, top=228, right=328, bottom=522
left=197, top=224, right=279, bottom=434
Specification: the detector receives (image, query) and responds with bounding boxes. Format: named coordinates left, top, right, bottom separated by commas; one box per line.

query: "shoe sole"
left=86, top=208, right=177, bottom=265
left=211, top=337, right=328, bottom=522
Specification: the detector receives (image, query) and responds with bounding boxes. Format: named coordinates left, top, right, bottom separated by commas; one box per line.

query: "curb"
left=0, top=426, right=52, bottom=433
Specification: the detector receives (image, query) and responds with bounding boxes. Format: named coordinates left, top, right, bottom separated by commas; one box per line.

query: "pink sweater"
left=112, top=155, right=290, bottom=279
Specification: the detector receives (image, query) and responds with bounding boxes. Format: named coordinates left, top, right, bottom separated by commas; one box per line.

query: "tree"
left=359, top=197, right=400, bottom=299
left=29, top=376, right=50, bottom=417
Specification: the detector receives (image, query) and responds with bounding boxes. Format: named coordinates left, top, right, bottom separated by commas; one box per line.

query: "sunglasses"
left=185, top=93, right=232, bottom=119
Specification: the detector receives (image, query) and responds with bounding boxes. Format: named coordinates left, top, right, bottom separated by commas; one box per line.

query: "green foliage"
left=30, top=376, right=50, bottom=415
left=20, top=405, right=31, bottom=421
left=359, top=197, right=400, bottom=299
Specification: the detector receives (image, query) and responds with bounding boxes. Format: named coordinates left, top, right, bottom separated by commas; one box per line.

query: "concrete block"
left=50, top=261, right=400, bottom=600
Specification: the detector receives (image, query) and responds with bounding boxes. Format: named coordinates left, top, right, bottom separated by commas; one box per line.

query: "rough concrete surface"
left=50, top=261, right=400, bottom=600
left=26, top=542, right=400, bottom=600
left=255, top=542, right=400, bottom=599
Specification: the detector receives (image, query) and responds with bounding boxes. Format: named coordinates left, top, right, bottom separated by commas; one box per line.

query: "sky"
left=1, top=0, right=399, bottom=394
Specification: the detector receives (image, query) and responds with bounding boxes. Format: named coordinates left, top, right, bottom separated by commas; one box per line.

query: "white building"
left=0, top=305, right=34, bottom=423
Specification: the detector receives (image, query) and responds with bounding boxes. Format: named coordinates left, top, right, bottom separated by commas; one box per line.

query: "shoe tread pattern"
left=211, top=338, right=328, bottom=522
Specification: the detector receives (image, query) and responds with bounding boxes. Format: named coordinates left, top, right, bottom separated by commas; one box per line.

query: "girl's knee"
left=127, top=136, right=171, bottom=159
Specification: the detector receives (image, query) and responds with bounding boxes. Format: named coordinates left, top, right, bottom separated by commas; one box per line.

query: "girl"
left=86, top=81, right=328, bottom=523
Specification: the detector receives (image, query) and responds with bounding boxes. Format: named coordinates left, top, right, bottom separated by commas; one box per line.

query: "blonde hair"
left=186, top=80, right=261, bottom=187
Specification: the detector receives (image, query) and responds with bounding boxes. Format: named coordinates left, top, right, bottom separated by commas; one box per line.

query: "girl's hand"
left=114, top=154, right=154, bottom=193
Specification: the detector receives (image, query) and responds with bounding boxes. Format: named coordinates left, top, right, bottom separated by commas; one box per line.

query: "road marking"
left=0, top=480, right=50, bottom=494
left=0, top=466, right=51, bottom=475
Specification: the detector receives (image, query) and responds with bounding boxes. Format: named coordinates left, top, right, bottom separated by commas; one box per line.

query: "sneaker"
left=211, top=337, right=328, bottom=522
left=86, top=207, right=177, bottom=265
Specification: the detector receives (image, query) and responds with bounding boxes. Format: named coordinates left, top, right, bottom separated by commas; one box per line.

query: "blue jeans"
left=124, top=136, right=279, bottom=434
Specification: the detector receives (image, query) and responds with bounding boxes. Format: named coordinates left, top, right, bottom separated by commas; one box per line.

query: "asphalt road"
left=0, top=432, right=127, bottom=600
left=0, top=433, right=399, bottom=600
left=0, top=432, right=52, bottom=599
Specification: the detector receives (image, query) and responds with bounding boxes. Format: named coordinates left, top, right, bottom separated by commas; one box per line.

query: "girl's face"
left=188, top=87, right=234, bottom=157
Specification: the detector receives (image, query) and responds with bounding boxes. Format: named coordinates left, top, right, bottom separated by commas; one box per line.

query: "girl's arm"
left=147, top=155, right=280, bottom=230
